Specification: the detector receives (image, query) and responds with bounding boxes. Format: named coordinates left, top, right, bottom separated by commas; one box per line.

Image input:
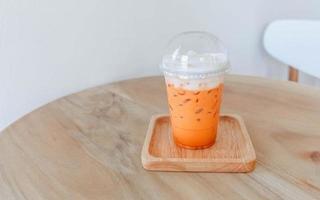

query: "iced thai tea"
left=166, top=80, right=223, bottom=149
left=161, top=31, right=230, bottom=149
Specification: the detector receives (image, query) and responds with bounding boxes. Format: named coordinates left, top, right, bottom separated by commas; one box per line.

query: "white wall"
left=1, top=0, right=320, bottom=130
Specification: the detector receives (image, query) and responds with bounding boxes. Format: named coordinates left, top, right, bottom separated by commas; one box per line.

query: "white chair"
left=263, top=20, right=320, bottom=82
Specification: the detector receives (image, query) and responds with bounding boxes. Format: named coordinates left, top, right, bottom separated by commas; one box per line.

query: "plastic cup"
left=161, top=31, right=230, bottom=149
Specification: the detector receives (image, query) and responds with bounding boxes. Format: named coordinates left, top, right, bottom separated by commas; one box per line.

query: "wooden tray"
left=141, top=114, right=256, bottom=172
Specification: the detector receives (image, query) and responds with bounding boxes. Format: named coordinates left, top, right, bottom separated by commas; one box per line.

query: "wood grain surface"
left=0, top=75, right=319, bottom=200
left=142, top=114, right=256, bottom=172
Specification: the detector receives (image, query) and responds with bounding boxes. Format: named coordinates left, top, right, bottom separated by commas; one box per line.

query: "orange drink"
left=166, top=82, right=223, bottom=149
left=161, top=31, right=230, bottom=149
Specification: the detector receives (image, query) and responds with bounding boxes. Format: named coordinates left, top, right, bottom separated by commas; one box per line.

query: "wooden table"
left=0, top=75, right=319, bottom=200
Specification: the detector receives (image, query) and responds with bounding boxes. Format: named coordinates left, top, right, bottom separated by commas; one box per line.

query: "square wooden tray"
left=141, top=114, right=256, bottom=172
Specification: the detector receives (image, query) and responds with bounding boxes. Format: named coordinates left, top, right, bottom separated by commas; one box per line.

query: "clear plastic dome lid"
left=161, top=31, right=230, bottom=78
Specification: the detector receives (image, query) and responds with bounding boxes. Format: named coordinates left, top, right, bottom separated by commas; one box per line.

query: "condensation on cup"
left=160, top=31, right=230, bottom=149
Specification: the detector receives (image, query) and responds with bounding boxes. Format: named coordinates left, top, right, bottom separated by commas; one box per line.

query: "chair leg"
left=288, top=66, right=298, bottom=82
